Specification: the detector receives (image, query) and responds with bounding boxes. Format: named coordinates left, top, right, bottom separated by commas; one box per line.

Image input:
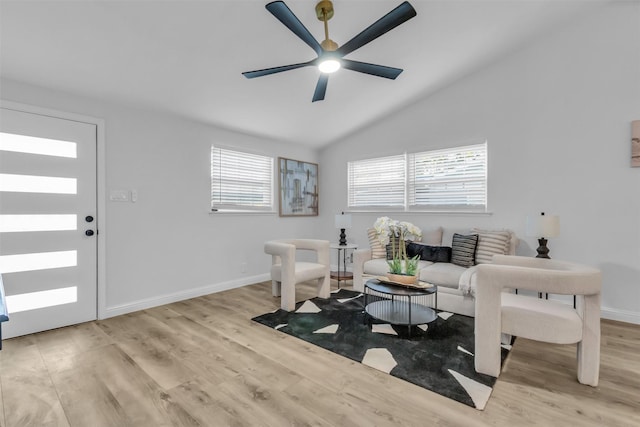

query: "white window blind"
left=211, top=146, right=274, bottom=212
left=348, top=154, right=406, bottom=209
left=408, top=142, right=487, bottom=211
left=347, top=143, right=487, bottom=212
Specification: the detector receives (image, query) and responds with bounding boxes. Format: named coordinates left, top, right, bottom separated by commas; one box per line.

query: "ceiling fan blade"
left=266, top=1, right=323, bottom=56
left=336, top=1, right=416, bottom=57
left=242, top=61, right=313, bottom=79
left=312, top=74, right=329, bottom=102
left=342, top=59, right=403, bottom=79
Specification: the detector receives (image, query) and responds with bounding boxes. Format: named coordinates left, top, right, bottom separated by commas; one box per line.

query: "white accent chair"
left=264, top=239, right=331, bottom=311
left=474, top=255, right=602, bottom=386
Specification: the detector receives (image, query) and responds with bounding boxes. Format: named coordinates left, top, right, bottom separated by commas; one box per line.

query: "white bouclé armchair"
left=264, top=239, right=331, bottom=311
left=474, top=255, right=602, bottom=386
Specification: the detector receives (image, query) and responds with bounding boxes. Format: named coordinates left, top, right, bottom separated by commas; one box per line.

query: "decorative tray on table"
left=375, top=276, right=435, bottom=289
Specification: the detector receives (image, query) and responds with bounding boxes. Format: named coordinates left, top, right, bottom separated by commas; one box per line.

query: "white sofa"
left=353, top=227, right=518, bottom=317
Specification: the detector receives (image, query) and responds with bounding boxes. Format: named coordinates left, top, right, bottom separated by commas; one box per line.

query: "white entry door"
left=0, top=107, right=98, bottom=338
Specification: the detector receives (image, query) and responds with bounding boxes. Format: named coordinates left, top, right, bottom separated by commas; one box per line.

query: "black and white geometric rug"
left=252, top=288, right=512, bottom=410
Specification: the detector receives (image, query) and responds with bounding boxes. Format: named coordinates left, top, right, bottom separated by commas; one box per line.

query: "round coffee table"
left=364, top=279, right=438, bottom=336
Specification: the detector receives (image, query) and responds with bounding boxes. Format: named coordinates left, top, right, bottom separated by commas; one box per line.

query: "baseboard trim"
left=601, top=306, right=640, bottom=325
left=102, top=273, right=270, bottom=319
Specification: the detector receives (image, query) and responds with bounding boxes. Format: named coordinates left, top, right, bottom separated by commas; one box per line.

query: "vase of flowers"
left=373, top=217, right=422, bottom=282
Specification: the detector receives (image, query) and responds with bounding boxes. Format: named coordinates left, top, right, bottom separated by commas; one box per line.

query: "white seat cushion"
left=271, top=262, right=326, bottom=283
left=501, top=293, right=583, bottom=344
left=420, top=263, right=468, bottom=289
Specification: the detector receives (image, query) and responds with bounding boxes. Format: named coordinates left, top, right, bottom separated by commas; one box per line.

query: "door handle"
left=85, top=230, right=95, bottom=236
left=85, top=215, right=94, bottom=223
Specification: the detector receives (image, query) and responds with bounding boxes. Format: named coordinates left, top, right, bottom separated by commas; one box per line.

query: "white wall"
left=1, top=79, right=321, bottom=317
left=320, top=2, right=640, bottom=323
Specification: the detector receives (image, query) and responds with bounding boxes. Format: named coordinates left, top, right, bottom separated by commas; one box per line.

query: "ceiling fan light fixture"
left=243, top=1, right=417, bottom=101
left=318, top=58, right=341, bottom=73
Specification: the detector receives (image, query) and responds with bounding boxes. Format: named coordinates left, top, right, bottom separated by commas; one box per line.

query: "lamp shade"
left=335, top=213, right=352, bottom=229
left=526, top=213, right=560, bottom=238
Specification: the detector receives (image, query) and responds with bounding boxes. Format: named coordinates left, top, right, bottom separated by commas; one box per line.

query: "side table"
left=330, top=243, right=358, bottom=288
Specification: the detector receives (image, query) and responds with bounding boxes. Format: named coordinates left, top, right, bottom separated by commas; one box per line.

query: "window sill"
left=347, top=210, right=493, bottom=216
left=209, top=210, right=277, bottom=216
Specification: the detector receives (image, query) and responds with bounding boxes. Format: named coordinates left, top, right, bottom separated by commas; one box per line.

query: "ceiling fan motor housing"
left=315, top=0, right=334, bottom=21
left=321, top=39, right=338, bottom=51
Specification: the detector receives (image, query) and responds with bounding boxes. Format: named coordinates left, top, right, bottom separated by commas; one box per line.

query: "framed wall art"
left=278, top=157, right=318, bottom=216
left=632, top=120, right=639, bottom=167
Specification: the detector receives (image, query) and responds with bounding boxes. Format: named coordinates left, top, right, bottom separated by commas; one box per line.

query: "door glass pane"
left=0, top=173, right=77, bottom=194
left=0, top=250, right=77, bottom=274
left=0, top=132, right=77, bottom=158
left=5, top=286, right=77, bottom=313
left=0, top=214, right=77, bottom=232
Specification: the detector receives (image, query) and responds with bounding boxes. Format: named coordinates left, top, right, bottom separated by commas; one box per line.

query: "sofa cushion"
left=364, top=258, right=433, bottom=277
left=367, top=228, right=387, bottom=259
left=451, top=233, right=478, bottom=267
left=406, top=242, right=452, bottom=263
left=442, top=228, right=471, bottom=247
left=421, top=226, right=444, bottom=246
left=472, top=229, right=511, bottom=264
left=420, top=263, right=469, bottom=289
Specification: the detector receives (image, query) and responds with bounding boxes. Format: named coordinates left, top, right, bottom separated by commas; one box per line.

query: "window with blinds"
left=347, top=142, right=487, bottom=212
left=408, top=143, right=487, bottom=211
left=211, top=146, right=274, bottom=212
left=348, top=154, right=406, bottom=209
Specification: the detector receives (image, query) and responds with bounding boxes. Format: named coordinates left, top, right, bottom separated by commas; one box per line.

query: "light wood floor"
left=1, top=281, right=639, bottom=427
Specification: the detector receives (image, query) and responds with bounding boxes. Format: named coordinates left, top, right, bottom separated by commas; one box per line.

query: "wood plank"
left=0, top=336, right=70, bottom=427
left=34, top=321, right=114, bottom=372
left=214, top=373, right=333, bottom=426
left=95, top=312, right=198, bottom=390
left=58, top=343, right=197, bottom=427
left=166, top=379, right=246, bottom=427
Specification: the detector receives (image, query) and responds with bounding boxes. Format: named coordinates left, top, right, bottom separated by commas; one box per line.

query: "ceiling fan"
left=242, top=0, right=417, bottom=102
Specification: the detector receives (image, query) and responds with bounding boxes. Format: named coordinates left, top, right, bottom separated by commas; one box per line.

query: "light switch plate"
left=110, top=190, right=129, bottom=202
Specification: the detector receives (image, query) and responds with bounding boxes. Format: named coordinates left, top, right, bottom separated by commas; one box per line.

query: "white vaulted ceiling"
left=0, top=0, right=605, bottom=147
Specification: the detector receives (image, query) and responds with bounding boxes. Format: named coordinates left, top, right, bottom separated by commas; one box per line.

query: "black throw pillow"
left=406, top=242, right=452, bottom=262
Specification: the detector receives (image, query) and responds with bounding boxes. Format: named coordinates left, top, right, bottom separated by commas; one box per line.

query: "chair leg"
left=577, top=337, right=600, bottom=386
left=280, top=281, right=296, bottom=312
left=474, top=295, right=503, bottom=377
left=317, top=274, right=330, bottom=299
left=576, top=294, right=600, bottom=386
left=272, top=280, right=281, bottom=297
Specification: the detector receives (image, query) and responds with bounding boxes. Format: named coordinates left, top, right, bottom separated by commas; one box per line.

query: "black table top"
left=365, top=279, right=437, bottom=297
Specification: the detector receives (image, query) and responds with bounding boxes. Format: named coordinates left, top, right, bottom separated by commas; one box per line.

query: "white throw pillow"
left=472, top=229, right=511, bottom=264
left=367, top=228, right=387, bottom=259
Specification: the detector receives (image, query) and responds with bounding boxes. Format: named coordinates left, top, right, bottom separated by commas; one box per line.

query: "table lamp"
left=526, top=212, right=560, bottom=259
left=335, top=212, right=352, bottom=245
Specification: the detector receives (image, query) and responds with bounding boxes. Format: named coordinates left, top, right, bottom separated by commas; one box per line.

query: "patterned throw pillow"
left=367, top=228, right=387, bottom=259
left=451, top=233, right=478, bottom=267
left=472, top=229, right=511, bottom=264
left=385, top=235, right=404, bottom=260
